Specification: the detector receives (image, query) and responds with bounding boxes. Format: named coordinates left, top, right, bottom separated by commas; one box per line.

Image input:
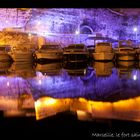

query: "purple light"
left=37, top=21, right=41, bottom=25
left=75, top=30, right=80, bottom=35
left=133, top=27, right=138, bottom=32
left=131, top=70, right=139, bottom=81
left=5, top=20, right=9, bottom=23
left=133, top=75, right=137, bottom=81
left=0, top=76, right=32, bottom=97
left=6, top=81, right=10, bottom=87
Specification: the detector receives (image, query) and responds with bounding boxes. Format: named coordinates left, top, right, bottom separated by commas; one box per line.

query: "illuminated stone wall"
left=122, top=15, right=139, bottom=41
left=25, top=8, right=122, bottom=35
left=0, top=31, right=38, bottom=48
left=0, top=31, right=28, bottom=47
left=25, top=8, right=124, bottom=46
left=0, top=8, right=136, bottom=46
left=0, top=8, right=31, bottom=30
left=0, top=8, right=39, bottom=48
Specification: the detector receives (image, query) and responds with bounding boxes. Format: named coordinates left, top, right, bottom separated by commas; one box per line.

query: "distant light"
left=37, top=21, right=41, bottom=25
left=16, top=26, right=22, bottom=28
left=75, top=30, right=80, bottom=35
left=84, top=69, right=87, bottom=75
left=133, top=75, right=137, bottom=80
left=36, top=71, right=43, bottom=77
left=5, top=20, right=9, bottom=23
left=38, top=80, right=42, bottom=85
left=7, top=81, right=10, bottom=87
left=28, top=33, right=32, bottom=37
left=133, top=27, right=138, bottom=32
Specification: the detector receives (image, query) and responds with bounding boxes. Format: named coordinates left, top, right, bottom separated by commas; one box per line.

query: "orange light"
left=28, top=33, right=32, bottom=37
left=44, top=98, right=57, bottom=106
left=35, top=100, right=41, bottom=108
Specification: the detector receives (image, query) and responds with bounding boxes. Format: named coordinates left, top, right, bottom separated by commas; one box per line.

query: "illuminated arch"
left=80, top=68, right=95, bottom=81
left=80, top=25, right=94, bottom=34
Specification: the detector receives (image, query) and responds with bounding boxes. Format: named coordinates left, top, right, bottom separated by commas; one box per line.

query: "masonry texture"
left=0, top=31, right=39, bottom=48
left=0, top=8, right=138, bottom=47
left=25, top=8, right=124, bottom=46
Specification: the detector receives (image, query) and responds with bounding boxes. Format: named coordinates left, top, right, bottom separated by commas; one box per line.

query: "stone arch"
left=80, top=25, right=94, bottom=34
left=80, top=69, right=95, bottom=81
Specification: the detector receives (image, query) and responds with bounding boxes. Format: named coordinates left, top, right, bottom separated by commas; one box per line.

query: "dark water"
left=1, top=61, right=140, bottom=138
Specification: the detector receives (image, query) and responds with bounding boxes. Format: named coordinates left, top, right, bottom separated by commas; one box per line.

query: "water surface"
left=1, top=61, right=140, bottom=122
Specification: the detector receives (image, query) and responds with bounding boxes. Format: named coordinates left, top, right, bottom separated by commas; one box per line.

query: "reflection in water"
left=118, top=67, right=133, bottom=78
left=9, top=62, right=36, bottom=78
left=35, top=96, right=140, bottom=122
left=63, top=62, right=87, bottom=76
left=0, top=61, right=12, bottom=75
left=35, top=97, right=71, bottom=120
left=76, top=110, right=93, bottom=121
left=0, top=75, right=35, bottom=117
left=29, top=71, right=86, bottom=99
left=29, top=67, right=140, bottom=101
left=0, top=61, right=140, bottom=122
left=138, top=61, right=140, bottom=68
left=3, top=93, right=35, bottom=117
left=93, top=61, right=114, bottom=77
left=35, top=62, right=62, bottom=76
left=117, top=61, right=136, bottom=68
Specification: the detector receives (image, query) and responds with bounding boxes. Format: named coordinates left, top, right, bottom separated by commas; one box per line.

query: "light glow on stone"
left=7, top=81, right=10, bottom=87
left=75, top=30, right=80, bottom=35
left=133, top=27, right=138, bottom=32
left=44, top=98, right=57, bottom=106
left=38, top=80, right=42, bottom=85
left=28, top=33, right=32, bottom=37
left=37, top=21, right=41, bottom=25
left=133, top=75, right=137, bottom=81
left=5, top=20, right=9, bottom=23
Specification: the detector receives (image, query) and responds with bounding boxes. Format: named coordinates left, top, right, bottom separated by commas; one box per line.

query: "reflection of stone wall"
left=94, top=62, right=114, bottom=77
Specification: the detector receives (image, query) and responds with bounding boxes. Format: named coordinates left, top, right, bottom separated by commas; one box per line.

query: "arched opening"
left=80, top=25, right=94, bottom=34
